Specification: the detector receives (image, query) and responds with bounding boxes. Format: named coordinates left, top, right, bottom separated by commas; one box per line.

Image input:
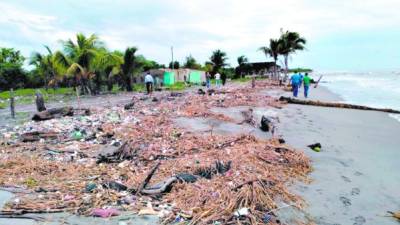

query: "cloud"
left=1, top=0, right=400, bottom=69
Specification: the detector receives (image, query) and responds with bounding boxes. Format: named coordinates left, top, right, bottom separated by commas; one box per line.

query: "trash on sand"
left=260, top=115, right=271, bottom=132
left=308, top=143, right=322, bottom=152
left=92, top=208, right=120, bottom=218
left=138, top=203, right=158, bottom=216
left=102, top=181, right=127, bottom=192
left=85, top=183, right=97, bottom=192
left=233, top=207, right=249, bottom=217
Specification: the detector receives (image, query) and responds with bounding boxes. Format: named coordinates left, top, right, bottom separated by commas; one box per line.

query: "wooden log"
left=31, top=107, right=74, bottom=121
left=279, top=96, right=400, bottom=114
left=35, top=91, right=46, bottom=112
left=20, top=131, right=59, bottom=142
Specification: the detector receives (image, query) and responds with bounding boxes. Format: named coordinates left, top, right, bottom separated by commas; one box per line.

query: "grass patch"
left=166, top=82, right=186, bottom=91
left=133, top=84, right=146, bottom=92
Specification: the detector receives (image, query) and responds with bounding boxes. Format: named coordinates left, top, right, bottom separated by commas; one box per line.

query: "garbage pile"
left=0, top=80, right=311, bottom=224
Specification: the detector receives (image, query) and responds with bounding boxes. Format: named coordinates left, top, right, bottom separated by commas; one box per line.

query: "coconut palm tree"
left=210, top=49, right=228, bottom=74
left=236, top=55, right=248, bottom=78
left=55, top=33, right=104, bottom=95
left=30, top=46, right=60, bottom=90
left=278, top=31, right=306, bottom=78
left=93, top=49, right=123, bottom=92
left=259, top=39, right=281, bottom=79
left=119, top=47, right=139, bottom=92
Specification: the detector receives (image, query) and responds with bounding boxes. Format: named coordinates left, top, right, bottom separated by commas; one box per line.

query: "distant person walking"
left=221, top=73, right=227, bottom=86
left=290, top=72, right=301, bottom=97
left=303, top=73, right=311, bottom=98
left=299, top=73, right=304, bottom=88
left=215, top=72, right=221, bottom=88
left=145, top=72, right=154, bottom=94
left=206, top=72, right=211, bottom=88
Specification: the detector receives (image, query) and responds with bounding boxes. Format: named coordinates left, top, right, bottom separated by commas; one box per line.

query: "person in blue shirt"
left=290, top=71, right=301, bottom=97
left=299, top=73, right=304, bottom=88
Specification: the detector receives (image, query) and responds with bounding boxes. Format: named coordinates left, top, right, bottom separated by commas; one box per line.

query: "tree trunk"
left=125, top=75, right=132, bottom=92
left=279, top=96, right=400, bottom=114
left=284, top=54, right=289, bottom=81
left=107, top=71, right=113, bottom=92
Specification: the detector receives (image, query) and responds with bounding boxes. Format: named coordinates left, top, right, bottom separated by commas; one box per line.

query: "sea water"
left=319, top=71, right=400, bottom=122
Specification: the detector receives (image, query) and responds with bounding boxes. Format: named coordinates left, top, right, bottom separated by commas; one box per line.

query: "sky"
left=1, top=0, right=400, bottom=72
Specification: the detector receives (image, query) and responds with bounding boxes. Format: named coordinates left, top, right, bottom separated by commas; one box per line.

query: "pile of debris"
left=0, top=80, right=311, bottom=224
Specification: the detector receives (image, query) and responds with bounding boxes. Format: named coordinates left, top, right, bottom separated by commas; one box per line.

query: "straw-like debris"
left=0, top=80, right=311, bottom=224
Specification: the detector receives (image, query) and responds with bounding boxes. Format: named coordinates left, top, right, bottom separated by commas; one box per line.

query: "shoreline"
left=276, top=85, right=400, bottom=224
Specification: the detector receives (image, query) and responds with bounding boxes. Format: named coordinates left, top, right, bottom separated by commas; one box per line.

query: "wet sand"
left=277, top=86, right=400, bottom=225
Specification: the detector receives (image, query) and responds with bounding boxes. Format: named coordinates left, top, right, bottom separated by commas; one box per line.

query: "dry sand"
left=276, top=86, right=400, bottom=225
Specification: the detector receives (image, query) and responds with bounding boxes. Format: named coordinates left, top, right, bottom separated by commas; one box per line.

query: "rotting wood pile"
left=0, top=81, right=312, bottom=224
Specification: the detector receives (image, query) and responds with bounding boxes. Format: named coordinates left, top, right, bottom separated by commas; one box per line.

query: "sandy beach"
left=0, top=83, right=399, bottom=225
left=276, top=86, right=400, bottom=225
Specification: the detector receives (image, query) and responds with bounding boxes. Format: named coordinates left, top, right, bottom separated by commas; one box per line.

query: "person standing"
left=206, top=72, right=211, bottom=88
left=303, top=73, right=311, bottom=98
left=290, top=71, right=301, bottom=97
left=215, top=72, right=221, bottom=88
left=145, top=72, right=154, bottom=94
left=221, top=73, right=227, bottom=86
left=299, top=73, right=304, bottom=88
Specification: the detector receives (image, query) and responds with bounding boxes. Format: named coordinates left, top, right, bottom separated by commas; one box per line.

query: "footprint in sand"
left=354, top=171, right=363, bottom=176
left=351, top=188, right=360, bottom=195
left=353, top=216, right=366, bottom=225
left=340, top=196, right=351, bottom=206
left=341, top=175, right=351, bottom=183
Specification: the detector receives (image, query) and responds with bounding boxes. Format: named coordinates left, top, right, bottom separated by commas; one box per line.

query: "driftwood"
left=279, top=96, right=400, bottom=114
left=20, top=131, right=59, bottom=142
left=136, top=161, right=161, bottom=195
left=32, top=107, right=74, bottom=121
left=35, top=92, right=46, bottom=112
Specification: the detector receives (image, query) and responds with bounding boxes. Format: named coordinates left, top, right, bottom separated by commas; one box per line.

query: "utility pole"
left=171, top=46, right=174, bottom=70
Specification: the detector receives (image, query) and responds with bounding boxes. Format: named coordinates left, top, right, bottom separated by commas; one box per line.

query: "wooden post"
left=10, top=89, right=15, bottom=119
left=35, top=90, right=46, bottom=112
left=251, top=77, right=256, bottom=88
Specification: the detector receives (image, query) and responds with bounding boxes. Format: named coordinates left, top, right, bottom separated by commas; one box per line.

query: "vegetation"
left=288, top=68, right=313, bottom=73
left=183, top=55, right=202, bottom=70
left=259, top=30, right=307, bottom=79
left=0, top=48, right=27, bottom=90
left=0, top=29, right=307, bottom=105
left=209, top=49, right=228, bottom=74
left=168, top=61, right=180, bottom=69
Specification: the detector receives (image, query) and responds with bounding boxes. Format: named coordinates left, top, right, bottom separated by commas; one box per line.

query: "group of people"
left=290, top=72, right=312, bottom=98
left=205, top=72, right=227, bottom=88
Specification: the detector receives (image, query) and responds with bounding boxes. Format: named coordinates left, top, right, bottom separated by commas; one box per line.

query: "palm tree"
left=237, top=55, right=248, bottom=78
left=120, top=47, right=138, bottom=92
left=93, top=50, right=123, bottom=92
left=278, top=31, right=306, bottom=78
left=30, top=46, right=61, bottom=90
left=55, top=33, right=104, bottom=95
left=210, top=49, right=228, bottom=74
left=259, top=39, right=281, bottom=79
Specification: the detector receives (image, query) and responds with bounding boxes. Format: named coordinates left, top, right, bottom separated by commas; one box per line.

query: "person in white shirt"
left=144, top=72, right=154, bottom=94
left=215, top=72, right=221, bottom=88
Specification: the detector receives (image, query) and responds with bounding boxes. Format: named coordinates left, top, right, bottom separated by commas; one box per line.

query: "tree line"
left=0, top=30, right=306, bottom=93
